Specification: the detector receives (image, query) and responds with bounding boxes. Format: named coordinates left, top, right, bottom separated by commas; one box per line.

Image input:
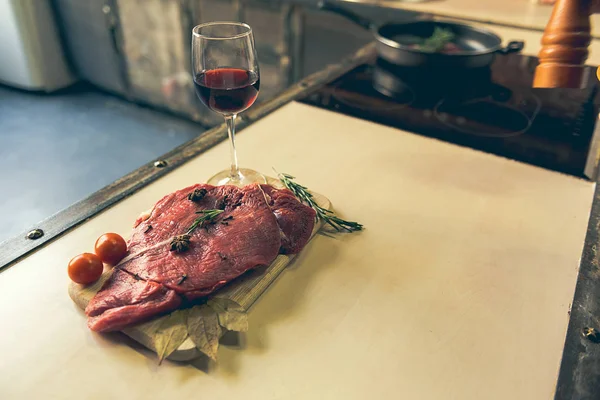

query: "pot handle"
left=317, top=0, right=375, bottom=31
left=498, top=41, right=525, bottom=55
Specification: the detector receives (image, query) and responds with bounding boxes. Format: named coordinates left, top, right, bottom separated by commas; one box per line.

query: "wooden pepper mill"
left=534, top=0, right=596, bottom=88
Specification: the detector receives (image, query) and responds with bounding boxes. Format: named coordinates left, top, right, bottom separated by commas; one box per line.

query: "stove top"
left=300, top=53, right=600, bottom=180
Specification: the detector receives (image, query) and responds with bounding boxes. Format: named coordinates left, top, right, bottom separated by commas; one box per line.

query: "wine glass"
left=192, top=21, right=265, bottom=186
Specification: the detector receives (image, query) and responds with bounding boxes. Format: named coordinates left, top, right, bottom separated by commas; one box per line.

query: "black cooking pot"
left=318, top=1, right=524, bottom=69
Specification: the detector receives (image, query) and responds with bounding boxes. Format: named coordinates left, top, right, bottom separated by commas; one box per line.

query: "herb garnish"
left=169, top=209, right=224, bottom=253
left=417, top=26, right=455, bottom=53
left=170, top=234, right=191, bottom=253
left=276, top=171, right=363, bottom=232
left=169, top=210, right=223, bottom=253
left=187, top=209, right=224, bottom=234
left=188, top=188, right=207, bottom=202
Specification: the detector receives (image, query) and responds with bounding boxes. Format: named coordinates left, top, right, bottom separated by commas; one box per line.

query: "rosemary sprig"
left=170, top=209, right=224, bottom=254
left=276, top=171, right=363, bottom=233
left=186, top=209, right=224, bottom=235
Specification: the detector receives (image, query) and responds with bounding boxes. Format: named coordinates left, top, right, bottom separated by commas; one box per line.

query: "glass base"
left=206, top=168, right=267, bottom=187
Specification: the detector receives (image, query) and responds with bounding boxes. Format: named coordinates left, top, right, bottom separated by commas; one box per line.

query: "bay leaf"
left=207, top=298, right=248, bottom=332
left=153, top=309, right=189, bottom=364
left=187, top=305, right=222, bottom=360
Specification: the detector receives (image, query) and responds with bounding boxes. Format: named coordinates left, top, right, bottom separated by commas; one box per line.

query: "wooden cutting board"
left=68, top=180, right=331, bottom=362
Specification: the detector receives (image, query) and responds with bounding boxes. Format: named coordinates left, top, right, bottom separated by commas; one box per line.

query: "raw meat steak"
left=86, top=183, right=315, bottom=332
left=261, top=185, right=316, bottom=254
left=86, top=269, right=181, bottom=332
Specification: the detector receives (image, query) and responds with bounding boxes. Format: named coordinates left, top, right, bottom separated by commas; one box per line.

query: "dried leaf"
left=153, top=309, right=189, bottom=364
left=187, top=305, right=222, bottom=360
left=208, top=298, right=248, bottom=332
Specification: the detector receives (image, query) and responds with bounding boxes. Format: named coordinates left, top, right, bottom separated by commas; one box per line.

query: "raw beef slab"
left=86, top=183, right=315, bottom=332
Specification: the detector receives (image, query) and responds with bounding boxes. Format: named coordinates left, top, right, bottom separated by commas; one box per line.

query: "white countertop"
left=0, top=102, right=595, bottom=399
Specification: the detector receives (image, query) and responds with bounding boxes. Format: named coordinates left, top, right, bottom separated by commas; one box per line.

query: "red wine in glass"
left=194, top=68, right=260, bottom=114
left=192, top=22, right=265, bottom=186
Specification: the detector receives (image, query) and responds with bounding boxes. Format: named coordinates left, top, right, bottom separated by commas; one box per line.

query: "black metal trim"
left=0, top=43, right=376, bottom=272
left=554, top=181, right=600, bottom=399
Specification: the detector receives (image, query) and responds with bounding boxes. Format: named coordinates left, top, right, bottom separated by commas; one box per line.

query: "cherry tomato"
left=68, top=253, right=103, bottom=284
left=94, top=233, right=127, bottom=265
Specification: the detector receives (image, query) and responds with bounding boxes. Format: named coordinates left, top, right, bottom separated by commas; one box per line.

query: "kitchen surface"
left=0, top=100, right=595, bottom=400
left=2, top=0, right=600, bottom=399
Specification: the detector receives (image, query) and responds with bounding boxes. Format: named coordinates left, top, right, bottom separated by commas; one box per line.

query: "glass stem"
left=225, top=114, right=240, bottom=180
